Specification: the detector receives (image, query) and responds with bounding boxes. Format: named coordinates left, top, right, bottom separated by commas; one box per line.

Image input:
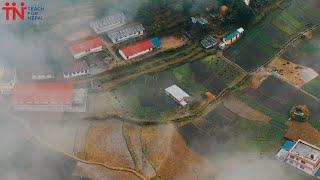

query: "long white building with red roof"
left=12, top=83, right=87, bottom=112
left=119, top=38, right=162, bottom=60
left=69, top=36, right=104, bottom=59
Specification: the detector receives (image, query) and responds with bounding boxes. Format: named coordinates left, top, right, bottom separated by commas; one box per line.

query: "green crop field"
left=303, top=76, right=320, bottom=99
left=225, top=0, right=320, bottom=71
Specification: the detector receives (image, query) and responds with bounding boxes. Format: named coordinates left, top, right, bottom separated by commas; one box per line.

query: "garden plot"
left=282, top=29, right=320, bottom=71
left=179, top=103, right=287, bottom=157
left=236, top=76, right=320, bottom=130
left=225, top=0, right=320, bottom=71
left=190, top=55, right=244, bottom=94
left=303, top=76, right=320, bottom=99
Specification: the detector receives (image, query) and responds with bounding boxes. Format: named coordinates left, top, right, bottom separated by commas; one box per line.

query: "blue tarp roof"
left=315, top=169, right=320, bottom=177
left=150, top=38, right=161, bottom=48
left=282, top=140, right=295, bottom=151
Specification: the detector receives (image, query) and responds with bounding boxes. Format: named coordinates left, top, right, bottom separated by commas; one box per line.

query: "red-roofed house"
left=69, top=36, right=104, bottom=59
left=119, top=39, right=154, bottom=60
left=12, top=83, right=87, bottom=112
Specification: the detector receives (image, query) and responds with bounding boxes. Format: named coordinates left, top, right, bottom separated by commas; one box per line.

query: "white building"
left=107, top=23, right=145, bottom=43
left=69, top=36, right=104, bottom=59
left=31, top=67, right=55, bottom=80
left=286, top=140, right=320, bottom=176
left=165, top=85, right=190, bottom=107
left=63, top=61, right=89, bottom=79
left=90, top=12, right=126, bottom=34
left=0, top=63, right=17, bottom=95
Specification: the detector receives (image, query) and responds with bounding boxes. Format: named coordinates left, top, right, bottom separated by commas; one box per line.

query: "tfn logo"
left=1, top=1, right=27, bottom=21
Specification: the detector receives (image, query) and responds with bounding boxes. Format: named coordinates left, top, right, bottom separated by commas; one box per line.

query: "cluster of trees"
left=218, top=0, right=255, bottom=28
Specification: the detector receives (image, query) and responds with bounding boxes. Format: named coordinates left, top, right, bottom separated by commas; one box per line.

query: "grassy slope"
left=172, top=64, right=205, bottom=95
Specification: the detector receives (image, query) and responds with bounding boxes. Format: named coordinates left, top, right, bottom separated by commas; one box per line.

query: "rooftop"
left=224, top=27, right=244, bottom=41
left=119, top=39, right=154, bottom=57
left=107, top=23, right=144, bottom=41
left=165, top=85, right=190, bottom=106
left=90, top=12, right=126, bottom=32
left=69, top=36, right=104, bottom=55
left=12, top=83, right=74, bottom=105
left=290, top=140, right=320, bottom=162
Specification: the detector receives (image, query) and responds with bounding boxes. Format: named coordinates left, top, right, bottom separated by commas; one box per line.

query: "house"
left=63, top=60, right=89, bottom=79
left=223, top=27, right=244, bottom=45
left=200, top=35, right=217, bottom=49
left=219, top=27, right=244, bottom=50
left=286, top=140, right=320, bottom=176
left=11, top=83, right=87, bottom=112
left=31, top=67, right=55, bottom=80
left=0, top=63, right=16, bottom=95
left=90, top=12, right=126, bottom=34
left=165, top=85, right=190, bottom=107
left=69, top=36, right=104, bottom=59
left=119, top=37, right=161, bottom=60
left=107, top=23, right=145, bottom=43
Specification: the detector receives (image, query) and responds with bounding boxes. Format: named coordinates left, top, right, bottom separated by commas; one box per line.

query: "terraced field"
left=114, top=55, right=244, bottom=120
left=179, top=103, right=287, bottom=156
left=236, top=76, right=320, bottom=130
left=225, top=0, right=320, bottom=71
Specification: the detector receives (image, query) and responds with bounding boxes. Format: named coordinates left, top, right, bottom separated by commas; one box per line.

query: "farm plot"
left=179, top=103, right=286, bottom=157
left=114, top=71, right=179, bottom=120
left=114, top=55, right=242, bottom=120
left=190, top=55, right=244, bottom=94
left=282, top=29, right=320, bottom=71
left=224, top=0, right=320, bottom=71
left=303, top=76, right=320, bottom=99
left=236, top=76, right=320, bottom=130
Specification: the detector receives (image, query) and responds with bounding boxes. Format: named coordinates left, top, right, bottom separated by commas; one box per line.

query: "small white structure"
left=90, top=13, right=126, bottom=34
left=107, top=23, right=145, bottom=43
left=0, top=63, right=16, bottom=95
left=165, top=85, right=190, bottom=107
left=31, top=67, right=55, bottom=80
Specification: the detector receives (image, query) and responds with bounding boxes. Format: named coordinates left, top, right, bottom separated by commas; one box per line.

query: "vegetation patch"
left=302, top=76, right=320, bottom=99
left=225, top=0, right=320, bottom=71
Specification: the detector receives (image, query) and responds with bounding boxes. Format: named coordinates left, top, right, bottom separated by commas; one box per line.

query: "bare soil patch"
left=267, top=57, right=318, bottom=87
left=223, top=96, right=271, bottom=122
left=141, top=123, right=216, bottom=179
left=285, top=121, right=320, bottom=147
left=161, top=35, right=188, bottom=51
left=81, top=120, right=134, bottom=169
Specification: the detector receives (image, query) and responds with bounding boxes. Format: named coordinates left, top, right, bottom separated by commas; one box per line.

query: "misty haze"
left=0, top=0, right=319, bottom=179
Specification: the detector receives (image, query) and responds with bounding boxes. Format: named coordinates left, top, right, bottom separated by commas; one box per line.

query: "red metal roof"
left=69, top=36, right=104, bottom=55
left=12, top=83, right=74, bottom=105
left=120, top=39, right=153, bottom=58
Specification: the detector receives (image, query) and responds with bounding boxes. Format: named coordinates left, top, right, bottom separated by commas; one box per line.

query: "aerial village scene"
left=0, top=0, right=320, bottom=179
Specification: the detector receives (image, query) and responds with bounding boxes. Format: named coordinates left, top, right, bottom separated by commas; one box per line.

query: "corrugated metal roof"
left=12, top=83, right=73, bottom=105
left=107, top=23, right=144, bottom=42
